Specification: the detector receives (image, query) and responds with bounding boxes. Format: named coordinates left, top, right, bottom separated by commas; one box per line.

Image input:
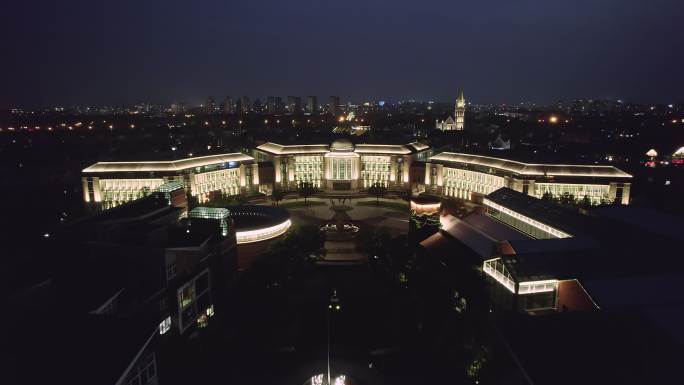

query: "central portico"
left=255, top=139, right=431, bottom=192
left=325, top=139, right=360, bottom=190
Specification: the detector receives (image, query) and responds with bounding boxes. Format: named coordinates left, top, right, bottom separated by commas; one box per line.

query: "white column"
left=274, top=156, right=281, bottom=183
left=622, top=183, right=631, bottom=205
left=239, top=165, right=246, bottom=187
left=425, top=162, right=431, bottom=185
left=82, top=177, right=90, bottom=202
left=287, top=157, right=295, bottom=182
left=390, top=156, right=397, bottom=182
left=251, top=164, right=259, bottom=185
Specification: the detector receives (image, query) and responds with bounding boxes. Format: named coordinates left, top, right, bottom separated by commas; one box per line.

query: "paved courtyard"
left=273, top=197, right=410, bottom=236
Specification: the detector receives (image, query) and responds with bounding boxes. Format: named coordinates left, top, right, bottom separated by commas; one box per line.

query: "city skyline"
left=3, top=0, right=684, bottom=107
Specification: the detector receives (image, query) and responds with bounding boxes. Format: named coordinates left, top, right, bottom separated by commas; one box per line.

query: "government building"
left=82, top=154, right=259, bottom=209
left=425, top=152, right=632, bottom=205
left=254, top=139, right=431, bottom=192
left=82, top=140, right=632, bottom=208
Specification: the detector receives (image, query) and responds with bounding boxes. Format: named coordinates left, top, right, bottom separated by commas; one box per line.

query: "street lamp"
left=326, top=289, right=341, bottom=385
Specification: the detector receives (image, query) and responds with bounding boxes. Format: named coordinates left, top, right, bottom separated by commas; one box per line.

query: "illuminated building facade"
left=426, top=152, right=632, bottom=205
left=188, top=206, right=291, bottom=245
left=255, top=140, right=431, bottom=191
left=422, top=188, right=601, bottom=312
left=82, top=144, right=632, bottom=207
left=188, top=205, right=292, bottom=271
left=82, top=154, right=258, bottom=209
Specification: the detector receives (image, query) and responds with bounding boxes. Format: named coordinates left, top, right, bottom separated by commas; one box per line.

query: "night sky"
left=3, top=0, right=683, bottom=107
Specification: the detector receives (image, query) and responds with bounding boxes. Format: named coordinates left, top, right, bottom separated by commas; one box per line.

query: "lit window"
left=179, top=285, right=194, bottom=309
left=159, top=316, right=171, bottom=335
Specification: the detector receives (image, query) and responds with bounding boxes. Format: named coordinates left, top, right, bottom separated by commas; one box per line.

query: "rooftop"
left=354, top=144, right=411, bottom=155
left=430, top=152, right=632, bottom=178
left=189, top=205, right=290, bottom=232
left=502, top=237, right=600, bottom=282
left=485, top=188, right=592, bottom=236
left=256, top=141, right=427, bottom=155
left=82, top=153, right=253, bottom=173
left=256, top=142, right=330, bottom=155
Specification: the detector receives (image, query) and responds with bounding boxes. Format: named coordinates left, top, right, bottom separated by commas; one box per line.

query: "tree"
left=581, top=195, right=592, bottom=208
left=442, top=197, right=471, bottom=218
left=272, top=189, right=287, bottom=206
left=234, top=194, right=249, bottom=206
left=541, top=192, right=554, bottom=202
left=367, top=182, right=387, bottom=205
left=559, top=192, right=575, bottom=206
left=186, top=192, right=199, bottom=210
left=296, top=182, right=317, bottom=204
left=600, top=194, right=615, bottom=206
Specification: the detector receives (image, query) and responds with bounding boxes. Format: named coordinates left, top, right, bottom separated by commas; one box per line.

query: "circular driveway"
left=276, top=197, right=410, bottom=236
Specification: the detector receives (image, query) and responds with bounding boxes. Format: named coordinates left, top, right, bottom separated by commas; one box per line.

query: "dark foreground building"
left=4, top=191, right=238, bottom=384
left=419, top=188, right=684, bottom=384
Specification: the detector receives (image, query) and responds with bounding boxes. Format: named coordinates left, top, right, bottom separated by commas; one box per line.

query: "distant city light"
left=549, top=116, right=559, bottom=124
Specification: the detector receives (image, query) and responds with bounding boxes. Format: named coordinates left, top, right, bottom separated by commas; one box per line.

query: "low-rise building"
left=81, top=144, right=632, bottom=208
left=7, top=193, right=239, bottom=384
left=424, top=188, right=684, bottom=321
left=426, top=152, right=632, bottom=204
left=82, top=153, right=258, bottom=209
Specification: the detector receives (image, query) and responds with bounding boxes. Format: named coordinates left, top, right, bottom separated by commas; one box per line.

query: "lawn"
left=356, top=200, right=409, bottom=211
left=279, top=200, right=327, bottom=209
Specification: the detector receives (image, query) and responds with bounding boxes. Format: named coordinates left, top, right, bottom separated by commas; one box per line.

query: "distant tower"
left=328, top=96, right=340, bottom=116
left=222, top=97, right=234, bottom=114
left=205, top=96, right=216, bottom=114
left=306, top=96, right=318, bottom=114
left=455, top=90, right=465, bottom=130
left=287, top=96, right=301, bottom=113
left=239, top=96, right=251, bottom=114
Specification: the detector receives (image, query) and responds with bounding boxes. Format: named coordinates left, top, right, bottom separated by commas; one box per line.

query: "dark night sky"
left=2, top=0, right=683, bottom=107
